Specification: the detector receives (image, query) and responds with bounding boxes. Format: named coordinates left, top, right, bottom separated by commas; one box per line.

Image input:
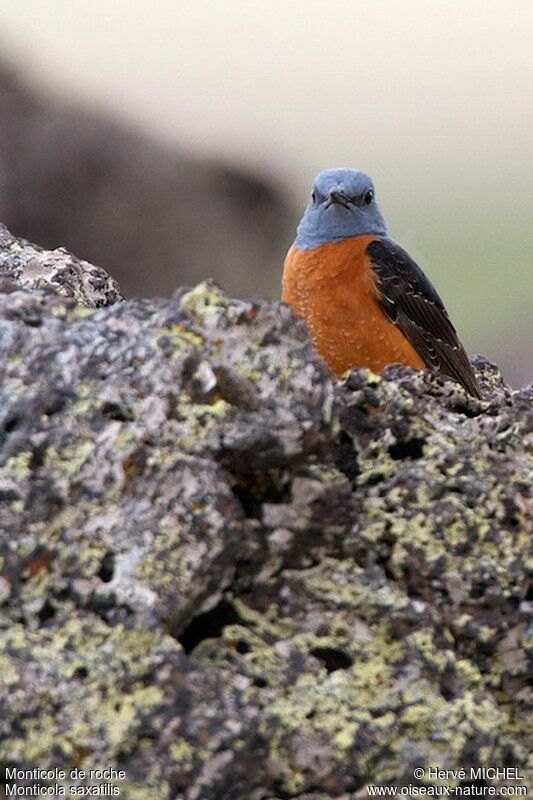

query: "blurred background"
left=0, top=0, right=531, bottom=385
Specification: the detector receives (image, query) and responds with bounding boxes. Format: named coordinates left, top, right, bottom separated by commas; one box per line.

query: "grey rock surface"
left=0, top=226, right=531, bottom=799
left=0, top=224, right=121, bottom=307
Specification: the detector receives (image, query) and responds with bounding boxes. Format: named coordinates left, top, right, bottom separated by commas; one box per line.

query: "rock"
left=0, top=226, right=531, bottom=798
left=0, top=66, right=292, bottom=300
left=0, top=224, right=121, bottom=307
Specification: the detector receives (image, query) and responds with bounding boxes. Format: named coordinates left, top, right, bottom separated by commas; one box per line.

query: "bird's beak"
left=325, top=189, right=351, bottom=209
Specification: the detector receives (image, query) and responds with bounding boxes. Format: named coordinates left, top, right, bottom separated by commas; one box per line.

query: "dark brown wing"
left=367, top=238, right=481, bottom=398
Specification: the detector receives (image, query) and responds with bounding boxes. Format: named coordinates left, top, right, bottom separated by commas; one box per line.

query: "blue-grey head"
left=294, top=168, right=388, bottom=249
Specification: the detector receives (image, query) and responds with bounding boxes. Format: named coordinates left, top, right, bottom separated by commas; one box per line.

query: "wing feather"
left=367, top=238, right=481, bottom=398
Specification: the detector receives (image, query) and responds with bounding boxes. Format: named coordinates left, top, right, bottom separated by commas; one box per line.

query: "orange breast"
left=281, top=235, right=425, bottom=376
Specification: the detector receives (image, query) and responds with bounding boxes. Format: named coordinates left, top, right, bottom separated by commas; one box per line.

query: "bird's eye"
left=363, top=189, right=374, bottom=205
left=311, top=190, right=317, bottom=203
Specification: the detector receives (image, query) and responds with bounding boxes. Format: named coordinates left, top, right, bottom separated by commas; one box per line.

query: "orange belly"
left=282, top=235, right=425, bottom=376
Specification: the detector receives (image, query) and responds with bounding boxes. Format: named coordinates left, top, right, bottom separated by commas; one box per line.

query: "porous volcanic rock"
left=0, top=224, right=121, bottom=307
left=0, top=226, right=531, bottom=799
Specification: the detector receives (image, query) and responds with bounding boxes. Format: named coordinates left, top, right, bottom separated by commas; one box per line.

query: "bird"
left=282, top=168, right=481, bottom=398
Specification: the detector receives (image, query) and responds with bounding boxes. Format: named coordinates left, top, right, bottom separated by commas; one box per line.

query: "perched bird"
left=282, top=168, right=481, bottom=398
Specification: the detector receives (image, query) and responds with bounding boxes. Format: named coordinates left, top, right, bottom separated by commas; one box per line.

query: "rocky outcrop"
left=0, top=224, right=121, bottom=307
left=0, top=66, right=291, bottom=299
left=0, top=226, right=531, bottom=799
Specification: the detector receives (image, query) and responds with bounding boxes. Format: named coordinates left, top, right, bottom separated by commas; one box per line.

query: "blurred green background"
left=0, top=0, right=531, bottom=385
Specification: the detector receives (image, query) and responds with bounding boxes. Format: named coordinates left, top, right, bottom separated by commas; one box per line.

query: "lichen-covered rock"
left=0, top=224, right=121, bottom=306
left=0, top=227, right=531, bottom=799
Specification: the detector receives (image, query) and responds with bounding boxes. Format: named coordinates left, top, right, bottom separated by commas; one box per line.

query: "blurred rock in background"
left=0, top=66, right=292, bottom=299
